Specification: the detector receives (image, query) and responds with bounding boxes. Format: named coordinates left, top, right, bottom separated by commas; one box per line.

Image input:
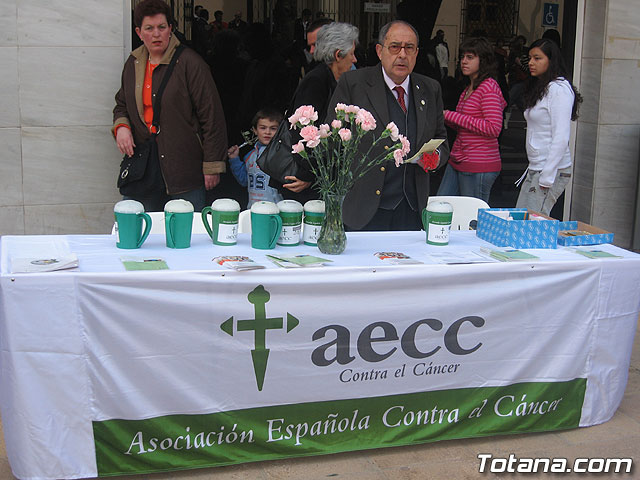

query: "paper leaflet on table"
left=570, top=248, right=622, bottom=259
left=478, top=247, right=539, bottom=262
left=267, top=254, right=332, bottom=268
left=427, top=251, right=498, bottom=265
left=10, top=253, right=79, bottom=273
left=120, top=257, right=169, bottom=271
left=404, top=139, right=446, bottom=164
left=214, top=256, right=265, bottom=271
left=374, top=252, right=423, bottom=265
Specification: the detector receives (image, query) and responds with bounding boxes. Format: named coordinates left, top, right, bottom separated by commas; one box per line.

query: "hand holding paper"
left=404, top=139, right=445, bottom=171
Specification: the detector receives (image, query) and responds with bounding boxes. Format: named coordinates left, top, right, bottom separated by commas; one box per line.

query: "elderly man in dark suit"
left=327, top=20, right=449, bottom=231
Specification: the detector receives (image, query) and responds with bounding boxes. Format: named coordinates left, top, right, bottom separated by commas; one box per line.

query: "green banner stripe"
left=94, top=379, right=586, bottom=476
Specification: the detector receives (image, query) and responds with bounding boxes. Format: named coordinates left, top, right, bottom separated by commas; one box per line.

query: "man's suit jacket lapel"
left=410, top=73, right=429, bottom=143
left=364, top=65, right=390, bottom=128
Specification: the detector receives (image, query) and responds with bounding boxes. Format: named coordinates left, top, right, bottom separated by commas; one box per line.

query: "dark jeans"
left=124, top=186, right=207, bottom=212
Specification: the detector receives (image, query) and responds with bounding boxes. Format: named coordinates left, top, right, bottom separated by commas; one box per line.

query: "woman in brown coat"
left=113, top=0, right=227, bottom=211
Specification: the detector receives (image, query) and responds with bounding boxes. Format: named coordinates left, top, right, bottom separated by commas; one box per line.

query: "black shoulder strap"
left=151, top=45, right=186, bottom=132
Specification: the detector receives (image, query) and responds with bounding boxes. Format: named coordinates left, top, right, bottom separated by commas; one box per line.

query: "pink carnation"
left=331, top=119, right=342, bottom=129
left=300, top=125, right=321, bottom=148
left=338, top=128, right=352, bottom=142
left=335, top=103, right=347, bottom=113
left=355, top=109, right=377, bottom=131
left=399, top=135, right=411, bottom=155
left=393, top=148, right=405, bottom=167
left=291, top=141, right=305, bottom=154
left=288, top=105, right=318, bottom=127
left=345, top=105, right=360, bottom=114
left=386, top=122, right=400, bottom=141
left=318, top=124, right=331, bottom=138
left=299, top=125, right=319, bottom=140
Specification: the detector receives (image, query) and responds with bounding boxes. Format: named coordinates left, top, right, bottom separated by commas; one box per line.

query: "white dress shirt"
left=382, top=68, right=410, bottom=109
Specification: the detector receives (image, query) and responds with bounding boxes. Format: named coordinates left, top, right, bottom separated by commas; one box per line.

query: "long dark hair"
left=459, top=37, right=497, bottom=87
left=522, top=38, right=582, bottom=120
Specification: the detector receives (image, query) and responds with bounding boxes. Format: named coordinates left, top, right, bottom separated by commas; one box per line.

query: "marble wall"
left=0, top=0, right=125, bottom=235
left=573, top=0, right=640, bottom=248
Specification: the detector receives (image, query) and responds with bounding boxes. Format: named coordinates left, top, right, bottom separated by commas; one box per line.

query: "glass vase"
left=317, top=193, right=347, bottom=255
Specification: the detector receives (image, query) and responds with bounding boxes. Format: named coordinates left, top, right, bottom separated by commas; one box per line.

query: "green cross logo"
left=220, top=285, right=299, bottom=391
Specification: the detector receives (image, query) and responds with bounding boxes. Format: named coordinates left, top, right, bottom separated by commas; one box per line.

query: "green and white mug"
left=277, top=199, right=303, bottom=246
left=164, top=199, right=194, bottom=249
left=201, top=198, right=240, bottom=245
left=302, top=200, right=325, bottom=246
left=422, top=201, right=453, bottom=246
left=251, top=201, right=282, bottom=250
left=114, top=200, right=152, bottom=249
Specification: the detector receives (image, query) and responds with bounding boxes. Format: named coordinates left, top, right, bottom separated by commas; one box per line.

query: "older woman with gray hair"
left=281, top=22, right=359, bottom=201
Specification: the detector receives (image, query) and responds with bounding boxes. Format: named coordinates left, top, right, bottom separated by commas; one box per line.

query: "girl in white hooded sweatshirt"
left=516, top=38, right=582, bottom=215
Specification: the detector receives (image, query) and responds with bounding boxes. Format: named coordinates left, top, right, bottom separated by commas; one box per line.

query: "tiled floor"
left=1, top=321, right=638, bottom=480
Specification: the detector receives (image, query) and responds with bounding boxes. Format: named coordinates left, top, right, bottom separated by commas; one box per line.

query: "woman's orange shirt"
left=143, top=60, right=158, bottom=133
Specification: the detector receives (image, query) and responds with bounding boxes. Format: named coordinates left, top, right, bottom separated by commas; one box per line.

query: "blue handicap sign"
left=542, top=3, right=559, bottom=27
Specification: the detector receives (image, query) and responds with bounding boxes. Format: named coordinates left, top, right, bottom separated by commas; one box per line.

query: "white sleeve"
left=539, top=82, right=574, bottom=187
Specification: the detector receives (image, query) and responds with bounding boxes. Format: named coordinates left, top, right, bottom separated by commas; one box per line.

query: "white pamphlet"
left=11, top=254, right=79, bottom=273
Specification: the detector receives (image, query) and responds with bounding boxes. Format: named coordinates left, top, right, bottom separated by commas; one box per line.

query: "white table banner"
left=83, top=263, right=595, bottom=475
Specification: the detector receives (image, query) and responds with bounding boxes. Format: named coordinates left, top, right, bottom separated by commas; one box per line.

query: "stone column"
left=573, top=0, right=640, bottom=248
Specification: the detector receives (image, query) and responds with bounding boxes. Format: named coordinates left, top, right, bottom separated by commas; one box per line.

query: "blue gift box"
left=476, top=208, right=559, bottom=249
left=557, top=221, right=614, bottom=246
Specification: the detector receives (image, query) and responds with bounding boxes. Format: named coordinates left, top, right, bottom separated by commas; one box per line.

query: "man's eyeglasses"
left=383, top=44, right=417, bottom=55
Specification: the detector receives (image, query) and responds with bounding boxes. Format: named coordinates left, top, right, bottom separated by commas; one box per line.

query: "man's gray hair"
left=378, top=20, right=419, bottom=46
left=313, top=22, right=359, bottom=65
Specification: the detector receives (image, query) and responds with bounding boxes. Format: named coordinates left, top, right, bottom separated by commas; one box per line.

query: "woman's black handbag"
left=117, top=136, right=163, bottom=196
left=256, top=116, right=300, bottom=185
left=117, top=45, right=185, bottom=196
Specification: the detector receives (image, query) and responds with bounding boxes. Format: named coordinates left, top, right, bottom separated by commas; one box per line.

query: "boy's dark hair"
left=134, top=0, right=173, bottom=28
left=252, top=108, right=283, bottom=128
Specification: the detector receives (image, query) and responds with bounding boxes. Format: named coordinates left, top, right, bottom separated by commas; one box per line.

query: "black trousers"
left=124, top=186, right=206, bottom=213
left=358, top=196, right=422, bottom=232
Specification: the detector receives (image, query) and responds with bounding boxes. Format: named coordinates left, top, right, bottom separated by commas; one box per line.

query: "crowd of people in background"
left=116, top=0, right=581, bottom=228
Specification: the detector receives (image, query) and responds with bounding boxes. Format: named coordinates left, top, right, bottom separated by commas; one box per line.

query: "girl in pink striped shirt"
left=437, top=37, right=507, bottom=202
